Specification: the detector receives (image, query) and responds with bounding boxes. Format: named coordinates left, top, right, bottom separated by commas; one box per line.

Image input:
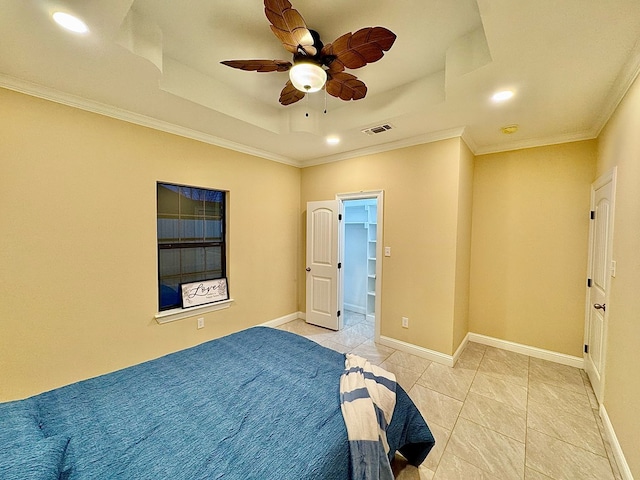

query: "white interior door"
left=585, top=169, right=616, bottom=403
left=306, top=200, right=341, bottom=330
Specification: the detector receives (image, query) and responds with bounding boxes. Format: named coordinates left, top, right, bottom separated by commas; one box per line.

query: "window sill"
left=154, top=299, right=234, bottom=324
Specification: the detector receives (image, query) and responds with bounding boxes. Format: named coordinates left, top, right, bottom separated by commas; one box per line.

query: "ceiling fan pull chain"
left=324, top=88, right=327, bottom=114
left=305, top=94, right=309, bottom=117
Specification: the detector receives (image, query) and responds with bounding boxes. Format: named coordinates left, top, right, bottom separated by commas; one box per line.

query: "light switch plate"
left=611, top=260, right=617, bottom=277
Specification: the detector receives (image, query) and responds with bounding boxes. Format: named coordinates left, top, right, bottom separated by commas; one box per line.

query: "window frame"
left=156, top=182, right=227, bottom=313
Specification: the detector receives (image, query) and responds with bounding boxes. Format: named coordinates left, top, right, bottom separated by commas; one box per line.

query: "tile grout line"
left=448, top=347, right=530, bottom=479
left=431, top=346, right=491, bottom=478
left=281, top=320, right=619, bottom=479
left=452, top=348, right=487, bottom=476
left=525, top=358, right=618, bottom=480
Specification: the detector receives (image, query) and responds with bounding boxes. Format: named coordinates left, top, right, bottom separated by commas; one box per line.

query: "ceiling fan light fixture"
left=289, top=62, right=327, bottom=93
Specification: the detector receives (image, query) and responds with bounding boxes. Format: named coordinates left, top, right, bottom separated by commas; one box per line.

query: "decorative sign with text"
left=180, top=278, right=229, bottom=308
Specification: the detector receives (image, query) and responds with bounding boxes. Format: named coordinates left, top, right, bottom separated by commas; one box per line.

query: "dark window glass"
left=157, top=183, right=226, bottom=310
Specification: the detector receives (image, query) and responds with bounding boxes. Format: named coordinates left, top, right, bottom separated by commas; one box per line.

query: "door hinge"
left=590, top=210, right=595, bottom=220
left=338, top=213, right=343, bottom=221
left=587, top=278, right=592, bottom=288
left=584, top=344, right=589, bottom=354
left=338, top=262, right=342, bottom=269
left=337, top=310, right=341, bottom=318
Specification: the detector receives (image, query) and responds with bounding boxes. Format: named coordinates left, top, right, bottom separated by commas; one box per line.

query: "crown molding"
left=592, top=37, right=640, bottom=138
left=5, top=44, right=639, bottom=168
left=460, top=128, right=478, bottom=153
left=474, top=129, right=598, bottom=156
left=0, top=75, right=299, bottom=168
left=299, top=127, right=468, bottom=167
left=2, top=74, right=465, bottom=169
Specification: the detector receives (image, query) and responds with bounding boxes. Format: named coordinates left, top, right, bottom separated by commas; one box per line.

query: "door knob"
left=306, top=267, right=311, bottom=272
left=593, top=303, right=606, bottom=312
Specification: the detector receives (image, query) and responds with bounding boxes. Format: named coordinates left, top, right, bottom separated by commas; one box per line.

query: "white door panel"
left=306, top=200, right=341, bottom=330
left=585, top=169, right=615, bottom=403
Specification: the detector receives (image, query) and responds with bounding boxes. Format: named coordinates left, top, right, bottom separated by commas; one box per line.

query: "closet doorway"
left=339, top=191, right=383, bottom=339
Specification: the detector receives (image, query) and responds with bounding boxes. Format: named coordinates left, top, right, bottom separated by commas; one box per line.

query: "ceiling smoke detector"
left=362, top=123, right=395, bottom=135
left=501, top=124, right=519, bottom=134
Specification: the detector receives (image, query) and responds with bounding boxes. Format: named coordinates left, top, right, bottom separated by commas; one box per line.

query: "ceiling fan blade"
left=322, top=27, right=396, bottom=71
left=280, top=80, right=306, bottom=105
left=221, top=59, right=292, bottom=72
left=264, top=0, right=317, bottom=56
left=326, top=72, right=367, bottom=101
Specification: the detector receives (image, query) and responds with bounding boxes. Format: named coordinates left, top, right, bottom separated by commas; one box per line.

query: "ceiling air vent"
left=362, top=123, right=395, bottom=135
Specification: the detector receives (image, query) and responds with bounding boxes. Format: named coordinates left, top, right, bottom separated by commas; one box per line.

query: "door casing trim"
left=337, top=190, right=384, bottom=340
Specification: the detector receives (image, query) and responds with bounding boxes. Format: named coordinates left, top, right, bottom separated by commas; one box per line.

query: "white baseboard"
left=378, top=331, right=585, bottom=371
left=344, top=303, right=366, bottom=315
left=600, top=404, right=635, bottom=480
left=378, top=332, right=584, bottom=371
left=452, top=333, right=470, bottom=366
left=259, top=312, right=301, bottom=328
left=378, top=336, right=454, bottom=367
left=265, top=318, right=583, bottom=371
left=467, top=333, right=584, bottom=369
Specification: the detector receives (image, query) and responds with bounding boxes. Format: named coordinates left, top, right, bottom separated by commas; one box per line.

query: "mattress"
left=0, top=326, right=434, bottom=479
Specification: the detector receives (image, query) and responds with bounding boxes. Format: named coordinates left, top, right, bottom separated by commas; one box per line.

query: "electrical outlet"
left=402, top=317, right=409, bottom=328
left=197, top=317, right=205, bottom=329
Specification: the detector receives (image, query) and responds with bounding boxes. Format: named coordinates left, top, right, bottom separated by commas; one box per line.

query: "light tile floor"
left=276, top=311, right=623, bottom=480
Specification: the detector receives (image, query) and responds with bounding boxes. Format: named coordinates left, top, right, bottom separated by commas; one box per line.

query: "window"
left=157, top=183, right=226, bottom=311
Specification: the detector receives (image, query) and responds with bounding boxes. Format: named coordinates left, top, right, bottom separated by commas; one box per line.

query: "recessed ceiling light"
left=52, top=12, right=89, bottom=34
left=326, top=136, right=340, bottom=145
left=492, top=90, right=514, bottom=102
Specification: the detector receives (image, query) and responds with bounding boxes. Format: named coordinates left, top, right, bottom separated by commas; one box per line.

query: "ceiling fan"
left=221, top=0, right=397, bottom=106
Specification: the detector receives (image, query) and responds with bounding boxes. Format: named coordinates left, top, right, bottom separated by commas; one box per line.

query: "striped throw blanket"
left=340, top=353, right=397, bottom=480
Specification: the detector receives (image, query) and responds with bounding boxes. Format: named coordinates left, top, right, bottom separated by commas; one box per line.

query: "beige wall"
left=300, top=137, right=471, bottom=355
left=469, top=141, right=596, bottom=357
left=4, top=80, right=637, bottom=475
left=452, top=140, right=474, bottom=352
left=0, top=88, right=300, bottom=401
left=597, top=72, right=640, bottom=477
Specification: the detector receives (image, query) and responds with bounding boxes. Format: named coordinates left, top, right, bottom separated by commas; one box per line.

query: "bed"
left=0, top=326, right=434, bottom=479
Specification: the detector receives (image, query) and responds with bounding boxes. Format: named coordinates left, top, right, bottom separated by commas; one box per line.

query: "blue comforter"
left=0, top=327, right=434, bottom=479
